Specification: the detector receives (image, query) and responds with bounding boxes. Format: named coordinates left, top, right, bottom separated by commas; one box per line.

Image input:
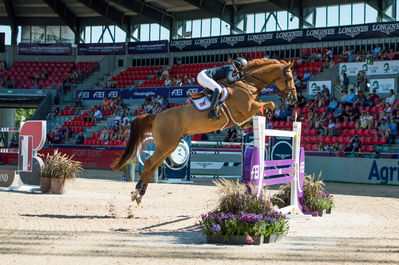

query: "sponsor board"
left=307, top=81, right=332, bottom=95
left=369, top=79, right=395, bottom=94
left=340, top=60, right=399, bottom=76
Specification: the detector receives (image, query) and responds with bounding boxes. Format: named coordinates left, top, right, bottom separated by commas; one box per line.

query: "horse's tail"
left=112, top=114, right=156, bottom=171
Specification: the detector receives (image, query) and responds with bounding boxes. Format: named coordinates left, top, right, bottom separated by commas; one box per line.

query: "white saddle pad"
left=191, top=86, right=229, bottom=111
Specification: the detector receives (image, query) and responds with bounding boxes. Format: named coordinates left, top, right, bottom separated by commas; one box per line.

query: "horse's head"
left=243, top=59, right=297, bottom=105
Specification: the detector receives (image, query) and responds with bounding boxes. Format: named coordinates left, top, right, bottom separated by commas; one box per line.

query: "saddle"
left=189, top=86, right=230, bottom=111
left=189, top=88, right=225, bottom=100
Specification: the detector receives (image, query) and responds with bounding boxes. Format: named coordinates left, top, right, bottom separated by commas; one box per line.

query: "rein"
left=243, top=65, right=296, bottom=101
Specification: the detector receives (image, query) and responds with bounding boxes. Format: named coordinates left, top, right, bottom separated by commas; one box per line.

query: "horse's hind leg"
left=131, top=141, right=179, bottom=205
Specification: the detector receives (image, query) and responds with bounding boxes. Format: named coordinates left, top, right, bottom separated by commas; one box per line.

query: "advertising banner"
left=305, top=156, right=399, bottom=185
left=77, top=86, right=203, bottom=100
left=171, top=21, right=399, bottom=52
left=18, top=43, right=72, bottom=55
left=128, top=40, right=168, bottom=54
left=78, top=43, right=125, bottom=55
left=339, top=60, right=399, bottom=76
left=307, top=81, right=332, bottom=95
left=369, top=79, right=395, bottom=94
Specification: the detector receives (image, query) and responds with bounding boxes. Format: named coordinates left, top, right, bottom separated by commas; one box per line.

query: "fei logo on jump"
left=251, top=165, right=260, bottom=180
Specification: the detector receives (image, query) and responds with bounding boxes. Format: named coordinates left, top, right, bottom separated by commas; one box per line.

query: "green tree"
left=14, top=108, right=36, bottom=128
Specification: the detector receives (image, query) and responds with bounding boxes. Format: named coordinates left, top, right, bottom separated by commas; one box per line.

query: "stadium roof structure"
left=0, top=0, right=388, bottom=43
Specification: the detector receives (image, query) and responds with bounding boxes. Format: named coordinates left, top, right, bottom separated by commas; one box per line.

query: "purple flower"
left=246, top=235, right=254, bottom=244
left=221, top=212, right=237, bottom=223
left=240, top=212, right=263, bottom=223
left=211, top=223, right=221, bottom=233
left=202, top=210, right=222, bottom=222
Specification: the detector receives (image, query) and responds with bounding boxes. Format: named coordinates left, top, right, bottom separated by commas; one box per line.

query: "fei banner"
left=171, top=21, right=399, bottom=52
left=18, top=43, right=72, bottom=55
left=77, top=86, right=202, bottom=100
left=128, top=40, right=168, bottom=54
left=78, top=43, right=125, bottom=55
left=307, top=81, right=332, bottom=95
left=339, top=60, right=399, bottom=76
left=369, top=79, right=395, bottom=94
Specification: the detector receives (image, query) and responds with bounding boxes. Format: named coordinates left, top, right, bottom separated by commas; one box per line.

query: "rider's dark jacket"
left=205, top=65, right=239, bottom=83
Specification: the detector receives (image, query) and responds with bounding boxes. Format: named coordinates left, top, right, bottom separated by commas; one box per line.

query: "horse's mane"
left=245, top=58, right=287, bottom=70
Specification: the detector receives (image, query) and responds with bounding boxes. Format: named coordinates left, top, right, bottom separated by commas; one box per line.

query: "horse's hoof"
left=131, top=191, right=139, bottom=202
left=136, top=195, right=143, bottom=205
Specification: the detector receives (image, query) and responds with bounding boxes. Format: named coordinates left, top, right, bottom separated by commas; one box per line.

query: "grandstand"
left=0, top=0, right=398, bottom=182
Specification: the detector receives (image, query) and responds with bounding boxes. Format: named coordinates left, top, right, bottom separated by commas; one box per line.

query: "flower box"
left=326, top=208, right=332, bottom=214
left=207, top=235, right=264, bottom=245
left=264, top=233, right=283, bottom=243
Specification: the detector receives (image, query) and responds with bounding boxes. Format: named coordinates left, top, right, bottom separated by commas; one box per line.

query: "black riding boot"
left=208, top=89, right=221, bottom=120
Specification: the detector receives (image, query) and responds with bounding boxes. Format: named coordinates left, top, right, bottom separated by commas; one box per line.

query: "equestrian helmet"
left=233, top=58, right=248, bottom=69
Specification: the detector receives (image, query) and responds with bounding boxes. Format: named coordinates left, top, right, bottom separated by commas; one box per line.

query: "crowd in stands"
left=269, top=86, right=398, bottom=156
left=0, top=61, right=98, bottom=89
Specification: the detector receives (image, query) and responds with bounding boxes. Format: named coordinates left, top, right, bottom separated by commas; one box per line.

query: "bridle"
left=244, top=65, right=297, bottom=104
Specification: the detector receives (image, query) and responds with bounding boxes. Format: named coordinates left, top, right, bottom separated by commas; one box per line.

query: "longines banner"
left=170, top=22, right=399, bottom=52
left=307, top=81, right=332, bottom=95
left=369, top=79, right=395, bottom=94
left=339, top=60, right=399, bottom=76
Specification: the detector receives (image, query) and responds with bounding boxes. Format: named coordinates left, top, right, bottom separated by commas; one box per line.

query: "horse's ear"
left=288, top=60, right=294, bottom=68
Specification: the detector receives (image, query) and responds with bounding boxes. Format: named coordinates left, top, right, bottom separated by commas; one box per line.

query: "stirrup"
left=208, top=110, right=220, bottom=120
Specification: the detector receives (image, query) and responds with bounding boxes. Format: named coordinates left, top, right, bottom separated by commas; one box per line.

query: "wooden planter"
left=207, top=235, right=264, bottom=245
left=51, top=178, right=68, bottom=194
left=40, top=177, right=51, bottom=194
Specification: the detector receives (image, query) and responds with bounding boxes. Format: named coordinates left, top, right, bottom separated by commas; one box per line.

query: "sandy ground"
left=0, top=174, right=398, bottom=265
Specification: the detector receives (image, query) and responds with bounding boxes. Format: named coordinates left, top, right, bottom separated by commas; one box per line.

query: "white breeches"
left=197, top=70, right=223, bottom=93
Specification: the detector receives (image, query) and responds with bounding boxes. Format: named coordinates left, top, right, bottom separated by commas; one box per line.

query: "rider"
left=197, top=58, right=248, bottom=119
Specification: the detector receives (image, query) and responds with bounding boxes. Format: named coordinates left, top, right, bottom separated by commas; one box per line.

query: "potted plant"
left=199, top=179, right=289, bottom=245
left=40, top=149, right=83, bottom=194
left=265, top=211, right=289, bottom=243
left=272, top=172, right=335, bottom=217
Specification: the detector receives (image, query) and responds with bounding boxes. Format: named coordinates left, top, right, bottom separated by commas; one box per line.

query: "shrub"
left=40, top=149, right=83, bottom=179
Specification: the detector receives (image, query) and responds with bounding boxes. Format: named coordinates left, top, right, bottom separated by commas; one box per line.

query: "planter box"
left=51, top=178, right=68, bottom=194
left=207, top=235, right=264, bottom=245
left=326, top=208, right=332, bottom=214
left=40, top=177, right=51, bottom=194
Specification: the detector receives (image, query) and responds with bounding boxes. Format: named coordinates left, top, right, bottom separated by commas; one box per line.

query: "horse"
left=113, top=58, right=297, bottom=204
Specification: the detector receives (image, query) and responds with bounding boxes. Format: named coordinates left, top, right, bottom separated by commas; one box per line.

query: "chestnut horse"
left=113, top=59, right=297, bottom=204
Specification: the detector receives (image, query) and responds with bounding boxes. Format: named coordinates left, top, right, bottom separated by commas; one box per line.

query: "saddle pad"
left=191, top=86, right=229, bottom=111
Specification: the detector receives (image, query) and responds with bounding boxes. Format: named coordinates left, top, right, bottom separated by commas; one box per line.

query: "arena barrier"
left=0, top=121, right=46, bottom=191
left=190, top=141, right=244, bottom=178
left=243, top=116, right=305, bottom=215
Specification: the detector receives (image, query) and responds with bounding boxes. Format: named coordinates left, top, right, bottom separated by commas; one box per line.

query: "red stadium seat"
left=365, top=137, right=372, bottom=145
left=331, top=136, right=337, bottom=144
left=367, top=145, right=375, bottom=152
left=379, top=137, right=387, bottom=144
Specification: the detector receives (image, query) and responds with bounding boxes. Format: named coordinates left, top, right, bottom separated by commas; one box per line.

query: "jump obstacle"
left=243, top=116, right=305, bottom=215
left=0, top=121, right=46, bottom=192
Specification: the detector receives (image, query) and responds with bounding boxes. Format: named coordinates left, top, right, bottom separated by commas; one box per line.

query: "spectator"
left=327, top=98, right=338, bottom=114
left=332, top=104, right=345, bottom=121
left=359, top=111, right=368, bottom=129
left=164, top=77, right=172, bottom=86
left=372, top=44, right=381, bottom=58
left=355, top=90, right=367, bottom=106
left=386, top=89, right=395, bottom=105
left=345, top=134, right=361, bottom=152
left=103, top=97, right=111, bottom=111
left=336, top=144, right=345, bottom=157
left=327, top=119, right=335, bottom=136
left=356, top=70, right=367, bottom=92
left=115, top=95, right=125, bottom=109
left=161, top=67, right=169, bottom=79
left=320, top=85, right=330, bottom=98
left=296, top=91, right=306, bottom=108
left=224, top=126, right=240, bottom=142
left=85, top=109, right=95, bottom=122
left=345, top=88, right=356, bottom=105
left=340, top=90, right=348, bottom=103
left=76, top=132, right=85, bottom=145
left=388, top=48, right=396, bottom=60
left=388, top=117, right=398, bottom=144
left=334, top=119, right=344, bottom=135
left=342, top=73, right=349, bottom=90
left=366, top=88, right=380, bottom=106
left=73, top=96, right=83, bottom=111
left=94, top=108, right=103, bottom=120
